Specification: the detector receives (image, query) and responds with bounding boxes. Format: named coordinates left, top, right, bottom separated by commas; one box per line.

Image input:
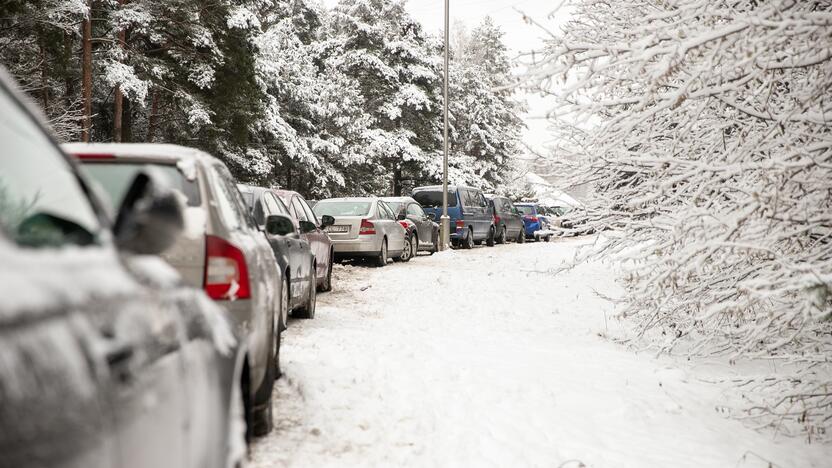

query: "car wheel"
left=294, top=262, right=317, bottom=319
left=320, top=252, right=333, bottom=292
left=396, top=234, right=413, bottom=262
left=411, top=233, right=418, bottom=258
left=544, top=235, right=551, bottom=243
left=497, top=226, right=507, bottom=244
left=486, top=226, right=496, bottom=247
left=462, top=229, right=474, bottom=249
left=517, top=230, right=526, bottom=244
left=430, top=231, right=438, bottom=255
left=376, top=238, right=388, bottom=267
left=252, top=327, right=276, bottom=437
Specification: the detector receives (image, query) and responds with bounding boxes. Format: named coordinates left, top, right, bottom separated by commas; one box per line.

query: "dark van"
left=412, top=185, right=494, bottom=249
left=487, top=195, right=526, bottom=244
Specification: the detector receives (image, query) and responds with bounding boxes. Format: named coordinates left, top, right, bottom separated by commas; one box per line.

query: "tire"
left=320, top=252, right=333, bottom=292
left=397, top=234, right=413, bottom=262
left=544, top=235, right=551, bottom=243
left=461, top=229, right=474, bottom=249
left=252, top=326, right=276, bottom=437
left=496, top=226, right=507, bottom=244
left=294, top=261, right=317, bottom=319
left=276, top=276, right=289, bottom=378
left=411, top=233, right=418, bottom=259
left=486, top=226, right=495, bottom=247
left=375, top=238, right=388, bottom=267
left=430, top=233, right=438, bottom=255
left=517, top=230, right=526, bottom=244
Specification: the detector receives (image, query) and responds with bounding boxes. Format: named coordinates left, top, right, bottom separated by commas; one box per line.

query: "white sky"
left=320, top=0, right=565, bottom=153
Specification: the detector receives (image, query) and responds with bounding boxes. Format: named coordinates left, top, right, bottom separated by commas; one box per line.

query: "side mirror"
left=320, top=215, right=335, bottom=228
left=299, top=220, right=316, bottom=234
left=113, top=171, right=184, bottom=255
left=426, top=213, right=436, bottom=221
left=265, top=214, right=296, bottom=237
left=397, top=212, right=407, bottom=221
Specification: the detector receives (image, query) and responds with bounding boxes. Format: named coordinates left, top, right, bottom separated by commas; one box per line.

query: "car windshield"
left=314, top=201, right=372, bottom=217
left=0, top=85, right=100, bottom=248
left=81, top=162, right=201, bottom=209
left=412, top=190, right=457, bottom=208
left=516, top=205, right=535, bottom=216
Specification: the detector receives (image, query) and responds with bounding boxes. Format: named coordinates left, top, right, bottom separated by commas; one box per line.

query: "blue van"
left=412, top=185, right=494, bottom=249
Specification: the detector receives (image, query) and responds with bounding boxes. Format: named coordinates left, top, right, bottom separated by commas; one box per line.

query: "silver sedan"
left=313, top=197, right=407, bottom=267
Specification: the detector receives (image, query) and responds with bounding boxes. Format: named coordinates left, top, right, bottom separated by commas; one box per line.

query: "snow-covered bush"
left=526, top=0, right=832, bottom=439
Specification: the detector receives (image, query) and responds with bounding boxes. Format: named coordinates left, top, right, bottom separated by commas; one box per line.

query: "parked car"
left=65, top=142, right=283, bottom=438
left=312, top=197, right=407, bottom=267
left=0, top=70, right=245, bottom=468
left=381, top=196, right=440, bottom=256
left=516, top=203, right=554, bottom=242
left=272, top=189, right=335, bottom=292
left=486, top=195, right=526, bottom=244
left=411, top=185, right=495, bottom=249
left=238, top=185, right=326, bottom=320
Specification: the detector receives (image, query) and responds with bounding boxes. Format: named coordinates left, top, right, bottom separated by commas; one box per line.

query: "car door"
left=297, top=195, right=329, bottom=281
left=407, top=202, right=432, bottom=247
left=289, top=196, right=314, bottom=292
left=377, top=201, right=405, bottom=251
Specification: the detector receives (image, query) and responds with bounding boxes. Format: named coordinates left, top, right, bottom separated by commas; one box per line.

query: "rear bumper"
left=331, top=236, right=380, bottom=256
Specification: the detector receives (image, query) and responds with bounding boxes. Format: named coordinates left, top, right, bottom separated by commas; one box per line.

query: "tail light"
left=494, top=215, right=500, bottom=225
left=398, top=221, right=409, bottom=230
left=455, top=220, right=464, bottom=231
left=359, top=219, right=376, bottom=235
left=204, top=235, right=250, bottom=300
left=524, top=215, right=539, bottom=222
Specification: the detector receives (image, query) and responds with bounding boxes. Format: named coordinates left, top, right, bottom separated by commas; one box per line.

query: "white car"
left=313, top=197, right=407, bottom=267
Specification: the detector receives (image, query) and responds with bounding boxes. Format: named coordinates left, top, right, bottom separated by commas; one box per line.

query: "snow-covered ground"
left=250, top=237, right=831, bottom=467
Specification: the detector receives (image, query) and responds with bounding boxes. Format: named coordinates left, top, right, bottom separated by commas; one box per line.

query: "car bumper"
left=331, top=236, right=380, bottom=256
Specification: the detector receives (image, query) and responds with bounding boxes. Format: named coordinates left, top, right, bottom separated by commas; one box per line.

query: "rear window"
left=412, top=190, right=457, bottom=208
left=81, top=162, right=201, bottom=208
left=516, top=205, right=535, bottom=216
left=313, top=201, right=372, bottom=217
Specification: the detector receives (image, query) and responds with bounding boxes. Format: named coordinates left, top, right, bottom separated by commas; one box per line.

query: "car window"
left=379, top=202, right=395, bottom=220
left=0, top=86, right=101, bottom=248
left=407, top=203, right=423, bottom=217
left=313, top=201, right=372, bottom=217
left=462, top=190, right=478, bottom=208
left=263, top=192, right=289, bottom=216
left=298, top=197, right=319, bottom=224
left=291, top=197, right=309, bottom=222
left=516, top=205, right=534, bottom=216
left=412, top=189, right=457, bottom=208
left=82, top=162, right=201, bottom=208
left=208, top=164, right=248, bottom=231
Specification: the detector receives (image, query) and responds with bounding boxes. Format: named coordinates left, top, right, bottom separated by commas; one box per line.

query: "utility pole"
left=439, top=0, right=451, bottom=250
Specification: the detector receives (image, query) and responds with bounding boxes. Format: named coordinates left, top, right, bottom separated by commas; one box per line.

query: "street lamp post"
left=439, top=0, right=451, bottom=250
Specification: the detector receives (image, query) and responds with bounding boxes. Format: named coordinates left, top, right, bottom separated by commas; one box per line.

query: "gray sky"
left=320, top=0, right=563, bottom=152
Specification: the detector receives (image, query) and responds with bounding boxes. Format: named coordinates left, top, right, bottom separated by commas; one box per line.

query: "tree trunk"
left=147, top=88, right=159, bottom=142
left=38, top=34, right=49, bottom=110
left=393, top=166, right=402, bottom=196
left=123, top=97, right=132, bottom=142
left=113, top=0, right=126, bottom=142
left=80, top=1, right=93, bottom=142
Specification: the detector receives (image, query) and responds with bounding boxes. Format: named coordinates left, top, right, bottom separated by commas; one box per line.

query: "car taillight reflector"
left=455, top=220, right=464, bottom=231
left=524, top=215, right=538, bottom=222
left=204, top=235, right=250, bottom=300
left=494, top=215, right=501, bottom=225
left=398, top=221, right=409, bottom=229
left=359, top=219, right=376, bottom=235
left=74, top=153, right=116, bottom=160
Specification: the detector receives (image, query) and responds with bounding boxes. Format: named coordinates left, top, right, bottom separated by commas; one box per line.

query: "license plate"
left=327, top=225, right=349, bottom=233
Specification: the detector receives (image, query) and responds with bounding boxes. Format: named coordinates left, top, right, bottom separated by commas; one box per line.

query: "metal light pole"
left=439, top=0, right=451, bottom=250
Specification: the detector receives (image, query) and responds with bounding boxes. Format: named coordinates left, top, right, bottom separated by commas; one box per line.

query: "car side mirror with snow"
left=266, top=214, right=297, bottom=237
left=397, top=212, right=407, bottom=221
left=113, top=170, right=184, bottom=255
left=320, top=215, right=335, bottom=228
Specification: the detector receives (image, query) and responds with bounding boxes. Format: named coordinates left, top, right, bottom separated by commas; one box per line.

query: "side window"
left=208, top=166, right=242, bottom=230
left=406, top=203, right=423, bottom=217
left=378, top=202, right=394, bottom=220
left=263, top=192, right=287, bottom=216
left=478, top=192, right=488, bottom=208
left=299, top=197, right=318, bottom=225
left=291, top=197, right=309, bottom=222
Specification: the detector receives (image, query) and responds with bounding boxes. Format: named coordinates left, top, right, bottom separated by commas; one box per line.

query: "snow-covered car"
left=381, top=196, right=440, bottom=256
left=0, top=70, right=245, bottom=468
left=64, top=143, right=283, bottom=438
left=313, top=197, right=407, bottom=267
left=238, top=184, right=324, bottom=322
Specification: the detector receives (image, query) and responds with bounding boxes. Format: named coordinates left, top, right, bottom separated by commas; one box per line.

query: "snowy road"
left=250, top=238, right=830, bottom=467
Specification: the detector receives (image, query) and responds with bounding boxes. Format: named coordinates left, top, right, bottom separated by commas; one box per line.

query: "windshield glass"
left=313, top=201, right=372, bottom=217
left=516, top=205, right=535, bottom=216
left=82, top=162, right=201, bottom=209
left=0, top=86, right=100, bottom=248
left=412, top=190, right=457, bottom=208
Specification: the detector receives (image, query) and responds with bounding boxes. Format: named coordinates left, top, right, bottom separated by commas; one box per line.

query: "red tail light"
left=359, top=219, right=376, bottom=235
left=204, top=235, right=251, bottom=300
left=524, top=215, right=539, bottom=222
left=398, top=221, right=409, bottom=230
left=455, top=220, right=464, bottom=231
left=494, top=215, right=500, bottom=225
left=74, top=153, right=116, bottom=160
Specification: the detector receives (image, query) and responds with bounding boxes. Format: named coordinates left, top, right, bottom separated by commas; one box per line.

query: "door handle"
left=104, top=340, right=135, bottom=382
